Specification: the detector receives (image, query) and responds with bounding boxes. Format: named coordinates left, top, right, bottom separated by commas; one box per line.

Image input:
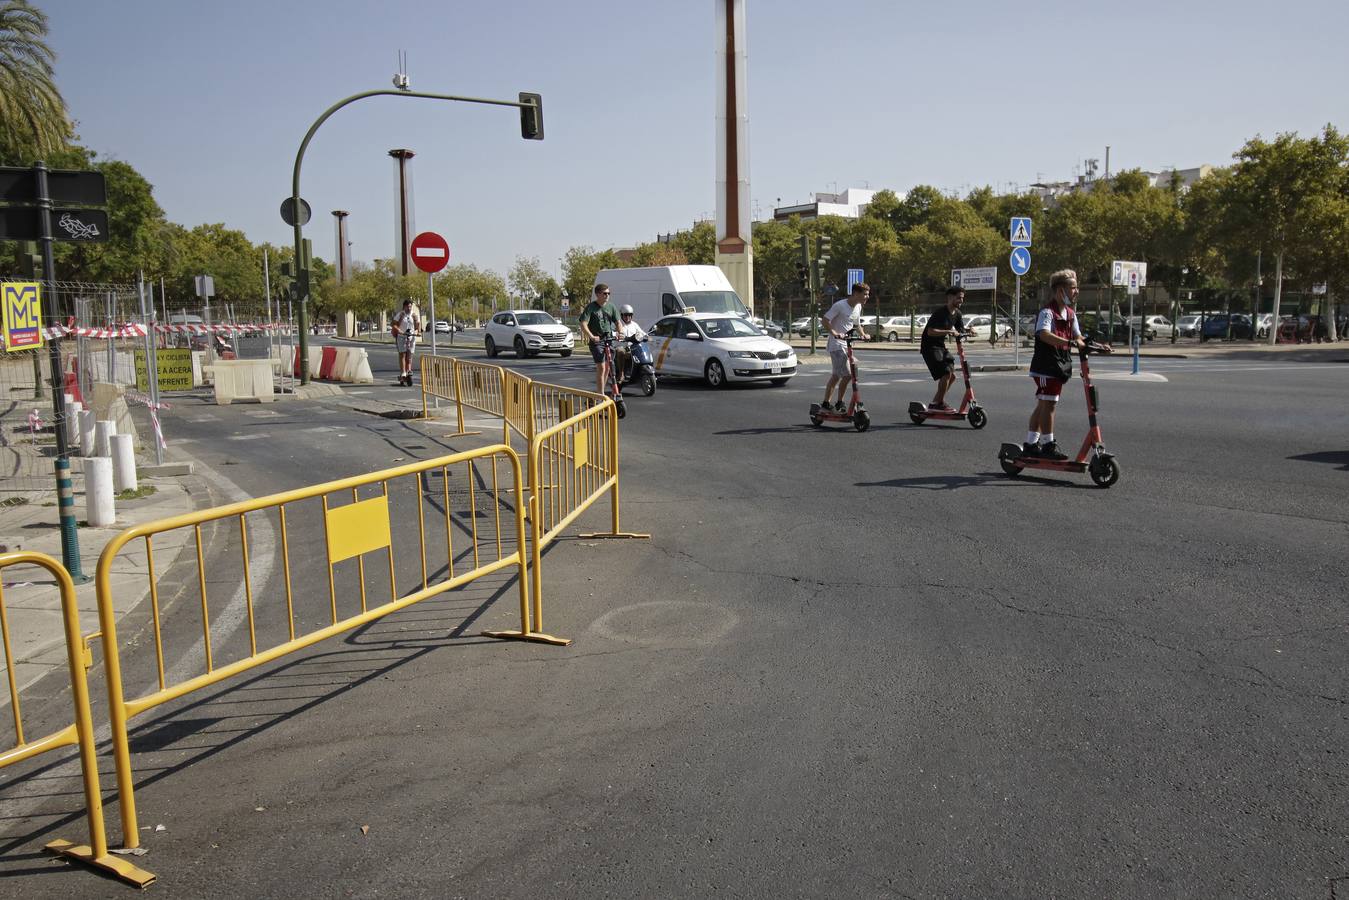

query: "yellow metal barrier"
left=0, top=551, right=155, bottom=887
left=92, top=444, right=558, bottom=853
left=502, top=367, right=534, bottom=447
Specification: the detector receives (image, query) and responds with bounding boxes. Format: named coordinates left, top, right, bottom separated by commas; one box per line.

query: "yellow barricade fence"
left=92, top=444, right=557, bottom=856
left=416, top=351, right=649, bottom=633
left=0, top=551, right=155, bottom=887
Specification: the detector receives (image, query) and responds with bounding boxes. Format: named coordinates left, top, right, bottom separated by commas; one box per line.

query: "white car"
left=1132, top=315, right=1174, bottom=339
left=1176, top=314, right=1202, bottom=337
left=963, top=314, right=1012, bottom=341
left=647, top=312, right=797, bottom=388
left=485, top=310, right=575, bottom=358
left=878, top=315, right=920, bottom=342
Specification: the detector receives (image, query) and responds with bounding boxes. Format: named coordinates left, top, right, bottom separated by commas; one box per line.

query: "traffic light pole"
left=290, top=88, right=539, bottom=384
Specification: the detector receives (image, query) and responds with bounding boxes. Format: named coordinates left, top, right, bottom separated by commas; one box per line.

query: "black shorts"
left=921, top=345, right=954, bottom=380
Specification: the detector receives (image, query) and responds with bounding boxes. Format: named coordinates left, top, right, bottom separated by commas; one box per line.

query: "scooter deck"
left=998, top=442, right=1087, bottom=472
left=909, top=401, right=967, bottom=421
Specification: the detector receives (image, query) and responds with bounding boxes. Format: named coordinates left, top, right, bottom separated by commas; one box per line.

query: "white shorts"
left=829, top=348, right=850, bottom=378
left=395, top=333, right=416, bottom=354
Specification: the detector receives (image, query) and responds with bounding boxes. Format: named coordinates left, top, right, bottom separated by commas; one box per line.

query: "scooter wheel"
left=1000, top=458, right=1023, bottom=477
left=909, top=411, right=926, bottom=425
left=1089, top=456, right=1120, bottom=488
left=967, top=407, right=988, bottom=430
left=615, top=400, right=627, bottom=420
left=853, top=411, right=871, bottom=432
left=640, top=372, right=656, bottom=397
left=810, top=414, right=824, bottom=427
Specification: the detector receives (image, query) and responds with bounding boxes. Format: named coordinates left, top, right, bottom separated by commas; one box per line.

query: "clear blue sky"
left=43, top=0, right=1349, bottom=280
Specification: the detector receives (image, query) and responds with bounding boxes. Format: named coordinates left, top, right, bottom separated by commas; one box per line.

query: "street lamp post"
left=290, top=87, right=542, bottom=383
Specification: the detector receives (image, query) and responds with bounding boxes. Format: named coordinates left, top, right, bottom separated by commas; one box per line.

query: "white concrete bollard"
left=94, top=419, right=116, bottom=457
left=78, top=409, right=96, bottom=456
left=111, top=433, right=137, bottom=492
left=84, top=456, right=115, bottom=527
left=66, top=401, right=83, bottom=444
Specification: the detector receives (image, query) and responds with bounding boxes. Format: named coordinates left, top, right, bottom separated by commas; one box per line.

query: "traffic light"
left=519, top=92, right=545, bottom=140
left=815, top=234, right=832, bottom=265
left=796, top=263, right=809, bottom=290
left=796, top=234, right=810, bottom=265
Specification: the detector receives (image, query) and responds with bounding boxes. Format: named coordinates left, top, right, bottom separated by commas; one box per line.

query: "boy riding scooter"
left=1021, top=269, right=1110, bottom=458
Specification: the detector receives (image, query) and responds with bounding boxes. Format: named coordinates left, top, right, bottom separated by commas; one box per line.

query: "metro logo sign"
left=2, top=282, right=43, bottom=350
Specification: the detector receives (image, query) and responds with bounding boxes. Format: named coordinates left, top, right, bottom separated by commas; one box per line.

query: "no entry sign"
left=410, top=231, right=450, bottom=273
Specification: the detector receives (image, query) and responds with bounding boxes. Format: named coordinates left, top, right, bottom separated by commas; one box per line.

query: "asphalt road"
left=5, top=336, right=1347, bottom=898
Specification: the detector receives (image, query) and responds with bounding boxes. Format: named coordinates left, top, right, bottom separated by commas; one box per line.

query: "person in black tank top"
left=920, top=286, right=972, bottom=410
left=1023, top=270, right=1088, bottom=459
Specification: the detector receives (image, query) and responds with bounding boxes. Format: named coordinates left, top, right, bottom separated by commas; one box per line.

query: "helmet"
left=620, top=304, right=634, bottom=315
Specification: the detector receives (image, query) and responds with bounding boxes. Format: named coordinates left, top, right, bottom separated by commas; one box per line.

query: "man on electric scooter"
left=921, top=286, right=974, bottom=411
left=614, top=304, right=648, bottom=384
left=1023, top=269, right=1109, bottom=459
left=820, top=282, right=869, bottom=412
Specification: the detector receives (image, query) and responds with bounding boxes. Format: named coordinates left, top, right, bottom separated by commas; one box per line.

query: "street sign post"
left=951, top=267, right=997, bottom=291
left=1112, top=261, right=1148, bottom=375
left=1009, top=247, right=1031, bottom=276
left=1009, top=248, right=1031, bottom=366
left=1010, top=216, right=1033, bottom=247
left=411, top=231, right=451, bottom=359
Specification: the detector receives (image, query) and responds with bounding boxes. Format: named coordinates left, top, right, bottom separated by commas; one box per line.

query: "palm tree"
left=0, top=0, right=71, bottom=161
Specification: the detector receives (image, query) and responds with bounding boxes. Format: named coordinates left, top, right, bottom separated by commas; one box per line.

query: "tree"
left=508, top=255, right=554, bottom=307
left=1224, top=125, right=1349, bottom=342
left=670, top=220, right=715, bottom=265
left=629, top=242, right=687, bottom=267
left=562, top=245, right=626, bottom=304
left=0, top=0, right=71, bottom=162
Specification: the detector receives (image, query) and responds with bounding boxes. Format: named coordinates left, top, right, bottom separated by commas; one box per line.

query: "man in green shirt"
left=579, top=283, right=620, bottom=393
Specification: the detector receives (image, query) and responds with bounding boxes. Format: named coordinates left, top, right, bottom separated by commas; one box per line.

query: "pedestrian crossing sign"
left=2, top=281, right=43, bottom=351
left=1010, top=217, right=1032, bottom=248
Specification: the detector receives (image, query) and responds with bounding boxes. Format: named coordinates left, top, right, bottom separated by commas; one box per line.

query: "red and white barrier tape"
left=125, top=390, right=171, bottom=450
left=40, top=322, right=292, bottom=340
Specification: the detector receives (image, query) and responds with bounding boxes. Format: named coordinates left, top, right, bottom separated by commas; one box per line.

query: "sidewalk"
left=1, top=437, right=200, bottom=697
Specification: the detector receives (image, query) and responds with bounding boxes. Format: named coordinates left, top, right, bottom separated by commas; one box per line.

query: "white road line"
left=226, top=433, right=268, bottom=441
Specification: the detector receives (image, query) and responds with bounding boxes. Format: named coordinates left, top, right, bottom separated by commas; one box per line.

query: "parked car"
left=1079, top=313, right=1156, bottom=344
left=749, top=316, right=784, bottom=338
left=963, top=314, right=1013, bottom=341
left=484, top=310, right=575, bottom=358
left=878, top=315, right=917, bottom=342
left=647, top=312, right=797, bottom=387
left=426, top=320, right=452, bottom=334
left=1175, top=314, right=1202, bottom=337
left=1254, top=313, right=1274, bottom=339
left=1199, top=313, right=1253, bottom=341
left=791, top=317, right=822, bottom=336
left=1133, top=315, right=1174, bottom=339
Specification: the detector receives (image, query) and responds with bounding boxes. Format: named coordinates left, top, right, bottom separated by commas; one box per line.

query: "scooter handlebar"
left=1080, top=340, right=1111, bottom=356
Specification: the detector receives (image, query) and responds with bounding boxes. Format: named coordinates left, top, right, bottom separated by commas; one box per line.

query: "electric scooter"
left=809, top=334, right=871, bottom=432
left=908, top=333, right=987, bottom=428
left=997, top=341, right=1119, bottom=487
left=618, top=335, right=657, bottom=397
left=599, top=336, right=626, bottom=419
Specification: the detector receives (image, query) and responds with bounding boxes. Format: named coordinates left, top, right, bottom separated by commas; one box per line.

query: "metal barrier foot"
left=576, top=531, right=651, bottom=540
left=45, top=839, right=157, bottom=888
left=441, top=429, right=482, bottom=437
left=481, top=628, right=572, bottom=646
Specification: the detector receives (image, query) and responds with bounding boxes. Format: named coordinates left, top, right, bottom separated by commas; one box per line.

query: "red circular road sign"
left=410, top=231, right=450, bottom=273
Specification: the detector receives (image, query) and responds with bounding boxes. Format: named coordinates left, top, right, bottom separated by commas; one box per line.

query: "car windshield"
left=699, top=317, right=762, bottom=338
left=681, top=291, right=749, bottom=315
left=516, top=312, right=557, bottom=326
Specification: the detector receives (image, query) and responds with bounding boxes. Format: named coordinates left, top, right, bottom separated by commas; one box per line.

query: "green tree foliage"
left=670, top=220, right=715, bottom=265
left=0, top=0, right=71, bottom=162
left=561, top=245, right=626, bottom=303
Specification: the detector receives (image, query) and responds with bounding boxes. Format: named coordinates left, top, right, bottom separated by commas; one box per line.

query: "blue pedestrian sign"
left=1009, top=216, right=1033, bottom=248
left=1009, top=247, right=1031, bottom=276
left=846, top=268, right=865, bottom=295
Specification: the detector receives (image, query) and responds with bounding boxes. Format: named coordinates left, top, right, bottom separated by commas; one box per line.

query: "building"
left=772, top=188, right=878, bottom=222
left=1030, top=165, right=1213, bottom=203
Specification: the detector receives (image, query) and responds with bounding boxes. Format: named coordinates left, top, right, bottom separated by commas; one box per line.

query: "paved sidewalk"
left=0, top=447, right=200, bottom=697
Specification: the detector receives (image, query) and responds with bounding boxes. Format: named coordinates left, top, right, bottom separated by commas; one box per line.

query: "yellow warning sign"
left=2, top=282, right=44, bottom=351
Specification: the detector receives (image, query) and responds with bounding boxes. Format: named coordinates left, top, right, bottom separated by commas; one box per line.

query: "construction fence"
left=1, top=355, right=645, bottom=888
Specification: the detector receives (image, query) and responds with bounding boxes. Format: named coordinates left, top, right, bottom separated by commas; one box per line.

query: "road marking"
left=348, top=390, right=374, bottom=395
left=227, top=433, right=268, bottom=440
left=243, top=409, right=282, bottom=418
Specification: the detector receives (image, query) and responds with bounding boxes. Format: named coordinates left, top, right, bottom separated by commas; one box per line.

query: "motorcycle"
left=618, top=335, right=657, bottom=397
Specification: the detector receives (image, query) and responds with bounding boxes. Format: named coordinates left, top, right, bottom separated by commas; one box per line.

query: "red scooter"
left=809, top=334, right=870, bottom=432
left=908, top=334, right=987, bottom=428
left=998, top=341, right=1119, bottom=487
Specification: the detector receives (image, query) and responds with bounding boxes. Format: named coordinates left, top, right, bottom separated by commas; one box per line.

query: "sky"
left=42, top=0, right=1349, bottom=282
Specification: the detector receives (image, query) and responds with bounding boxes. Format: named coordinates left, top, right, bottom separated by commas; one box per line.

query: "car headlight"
left=727, top=351, right=755, bottom=359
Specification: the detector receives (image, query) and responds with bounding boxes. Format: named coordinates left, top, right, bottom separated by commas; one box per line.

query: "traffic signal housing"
left=796, top=234, right=810, bottom=265
left=815, top=234, right=832, bottom=265
left=519, top=92, right=544, bottom=140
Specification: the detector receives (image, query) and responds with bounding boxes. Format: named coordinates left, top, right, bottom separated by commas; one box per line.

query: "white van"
left=592, top=265, right=749, bottom=330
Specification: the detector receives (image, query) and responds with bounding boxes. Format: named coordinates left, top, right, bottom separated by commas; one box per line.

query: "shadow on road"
left=1287, top=450, right=1349, bottom=471
left=856, top=471, right=1098, bottom=491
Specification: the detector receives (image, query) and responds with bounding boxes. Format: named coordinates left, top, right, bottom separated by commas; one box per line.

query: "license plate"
left=769, top=366, right=780, bottom=374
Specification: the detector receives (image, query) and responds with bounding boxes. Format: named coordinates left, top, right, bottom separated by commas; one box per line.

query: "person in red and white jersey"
left=1023, top=269, right=1103, bottom=459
